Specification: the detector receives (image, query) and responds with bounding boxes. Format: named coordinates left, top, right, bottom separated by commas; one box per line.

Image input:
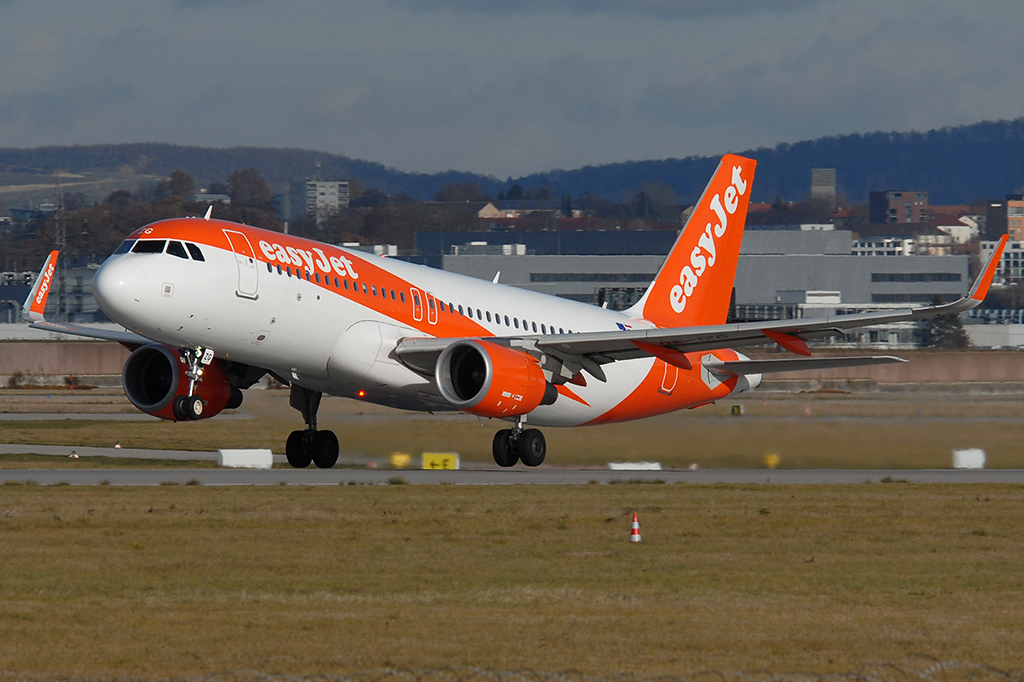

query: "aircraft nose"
left=92, top=256, right=146, bottom=325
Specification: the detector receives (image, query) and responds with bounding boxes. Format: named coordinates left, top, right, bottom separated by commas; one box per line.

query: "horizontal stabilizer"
left=705, top=355, right=907, bottom=376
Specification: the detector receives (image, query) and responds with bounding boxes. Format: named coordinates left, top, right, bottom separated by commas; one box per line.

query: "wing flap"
left=705, top=355, right=907, bottom=376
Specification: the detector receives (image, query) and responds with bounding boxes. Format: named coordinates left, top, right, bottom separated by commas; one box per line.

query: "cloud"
left=390, top=0, right=826, bottom=18
left=2, top=0, right=1024, bottom=178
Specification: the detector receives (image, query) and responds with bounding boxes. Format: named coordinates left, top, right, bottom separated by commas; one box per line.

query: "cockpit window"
left=185, top=243, right=205, bottom=261
left=132, top=240, right=166, bottom=254
left=166, top=241, right=188, bottom=259
left=113, top=239, right=135, bottom=255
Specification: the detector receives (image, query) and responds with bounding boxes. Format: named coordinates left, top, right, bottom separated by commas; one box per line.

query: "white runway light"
left=608, top=462, right=662, bottom=470
left=952, top=448, right=986, bottom=470
left=218, top=449, right=273, bottom=469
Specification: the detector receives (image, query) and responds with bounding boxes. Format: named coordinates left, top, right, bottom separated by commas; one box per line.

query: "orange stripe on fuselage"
left=129, top=218, right=492, bottom=339
left=585, top=350, right=741, bottom=425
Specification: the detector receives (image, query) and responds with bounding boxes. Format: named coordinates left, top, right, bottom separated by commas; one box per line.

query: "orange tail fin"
left=23, top=250, right=58, bottom=322
left=630, top=154, right=756, bottom=327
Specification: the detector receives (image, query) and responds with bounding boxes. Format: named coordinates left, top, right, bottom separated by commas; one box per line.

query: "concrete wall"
left=0, top=342, right=130, bottom=376
left=753, top=350, right=1024, bottom=383
left=2, top=342, right=1023, bottom=385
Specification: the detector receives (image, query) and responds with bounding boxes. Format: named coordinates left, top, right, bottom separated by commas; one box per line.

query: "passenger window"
left=277, top=264, right=282, bottom=274
left=514, top=318, right=519, bottom=329
left=541, top=324, right=546, bottom=334
left=449, top=302, right=455, bottom=313
left=504, top=315, right=510, bottom=326
left=429, top=298, right=435, bottom=310
left=458, top=305, right=464, bottom=315
left=185, top=243, right=205, bottom=261
left=400, top=291, right=405, bottom=302
left=486, top=311, right=491, bottom=322
left=315, top=272, right=321, bottom=284
left=166, top=241, right=188, bottom=259
left=344, top=279, right=349, bottom=290
left=132, top=240, right=165, bottom=254
left=532, top=322, right=537, bottom=333
left=362, top=283, right=368, bottom=294
left=391, top=289, right=396, bottom=300
left=477, top=309, right=483, bottom=321
left=266, top=262, right=273, bottom=273
left=413, top=291, right=420, bottom=305
left=286, top=266, right=292, bottom=277
left=372, top=285, right=377, bottom=296
left=334, top=277, right=339, bottom=288
left=113, top=239, right=135, bottom=254
left=559, top=328, right=564, bottom=334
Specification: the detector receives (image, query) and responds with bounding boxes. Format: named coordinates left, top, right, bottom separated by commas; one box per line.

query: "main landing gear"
left=286, top=385, right=339, bottom=469
left=492, top=421, right=546, bottom=468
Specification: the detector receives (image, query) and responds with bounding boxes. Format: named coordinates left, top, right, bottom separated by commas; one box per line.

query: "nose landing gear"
left=492, top=420, right=546, bottom=468
left=172, top=346, right=212, bottom=421
left=286, top=385, right=339, bottom=469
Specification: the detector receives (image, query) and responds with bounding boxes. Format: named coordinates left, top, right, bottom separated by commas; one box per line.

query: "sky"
left=0, top=0, right=1021, bottom=179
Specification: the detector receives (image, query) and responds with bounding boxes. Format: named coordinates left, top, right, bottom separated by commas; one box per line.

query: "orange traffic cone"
left=630, top=512, right=642, bottom=543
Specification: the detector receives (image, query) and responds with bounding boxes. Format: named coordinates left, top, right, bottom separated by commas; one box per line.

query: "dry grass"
left=0, top=485, right=1022, bottom=679
left=1, top=390, right=1023, bottom=468
left=0, top=453, right=221, bottom=469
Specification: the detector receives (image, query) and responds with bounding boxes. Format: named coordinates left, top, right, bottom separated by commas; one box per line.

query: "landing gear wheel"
left=172, top=395, right=189, bottom=421
left=492, top=429, right=519, bottom=467
left=185, top=396, right=204, bottom=420
left=173, top=395, right=204, bottom=421
left=312, top=430, right=339, bottom=469
left=517, top=429, right=546, bottom=467
left=286, top=430, right=312, bottom=468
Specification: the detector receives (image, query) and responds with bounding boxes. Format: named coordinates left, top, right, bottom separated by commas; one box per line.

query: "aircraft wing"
left=538, top=234, right=1005, bottom=364
left=397, top=235, right=1005, bottom=381
left=22, top=251, right=151, bottom=346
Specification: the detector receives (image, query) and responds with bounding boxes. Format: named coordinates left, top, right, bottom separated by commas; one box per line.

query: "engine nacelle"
left=435, top=340, right=556, bottom=418
left=122, top=343, right=235, bottom=421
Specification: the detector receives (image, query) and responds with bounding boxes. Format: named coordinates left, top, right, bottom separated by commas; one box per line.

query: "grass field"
left=2, top=389, right=1024, bottom=469
left=0, top=453, right=221, bottom=469
left=0, top=484, right=1022, bottom=679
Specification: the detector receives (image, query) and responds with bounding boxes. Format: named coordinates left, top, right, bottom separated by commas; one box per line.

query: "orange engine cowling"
left=121, top=343, right=236, bottom=421
left=435, top=340, right=557, bottom=418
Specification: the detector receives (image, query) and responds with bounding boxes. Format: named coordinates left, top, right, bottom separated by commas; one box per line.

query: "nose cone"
left=93, top=256, right=146, bottom=326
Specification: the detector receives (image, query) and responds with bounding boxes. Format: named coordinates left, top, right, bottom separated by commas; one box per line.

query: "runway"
left=1, top=466, right=1022, bottom=485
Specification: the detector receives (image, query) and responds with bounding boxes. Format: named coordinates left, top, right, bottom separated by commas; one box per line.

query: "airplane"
left=22, top=154, right=1007, bottom=468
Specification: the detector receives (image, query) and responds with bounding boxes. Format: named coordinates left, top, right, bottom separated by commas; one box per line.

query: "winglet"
left=204, top=205, right=213, bottom=221
left=22, top=251, right=58, bottom=322
left=970, top=234, right=1007, bottom=301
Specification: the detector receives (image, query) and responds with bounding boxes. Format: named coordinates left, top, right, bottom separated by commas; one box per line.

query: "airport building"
left=0, top=229, right=984, bottom=348
left=810, top=168, right=836, bottom=207
left=870, top=190, right=930, bottom=223
left=0, top=259, right=108, bottom=324
left=434, top=229, right=969, bottom=348
left=279, top=180, right=350, bottom=225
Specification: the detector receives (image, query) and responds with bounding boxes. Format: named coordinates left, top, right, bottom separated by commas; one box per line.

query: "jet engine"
left=121, top=343, right=239, bottom=421
left=435, top=340, right=557, bottom=418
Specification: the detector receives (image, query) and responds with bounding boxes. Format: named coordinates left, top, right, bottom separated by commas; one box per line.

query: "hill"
left=2, top=118, right=1024, bottom=205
